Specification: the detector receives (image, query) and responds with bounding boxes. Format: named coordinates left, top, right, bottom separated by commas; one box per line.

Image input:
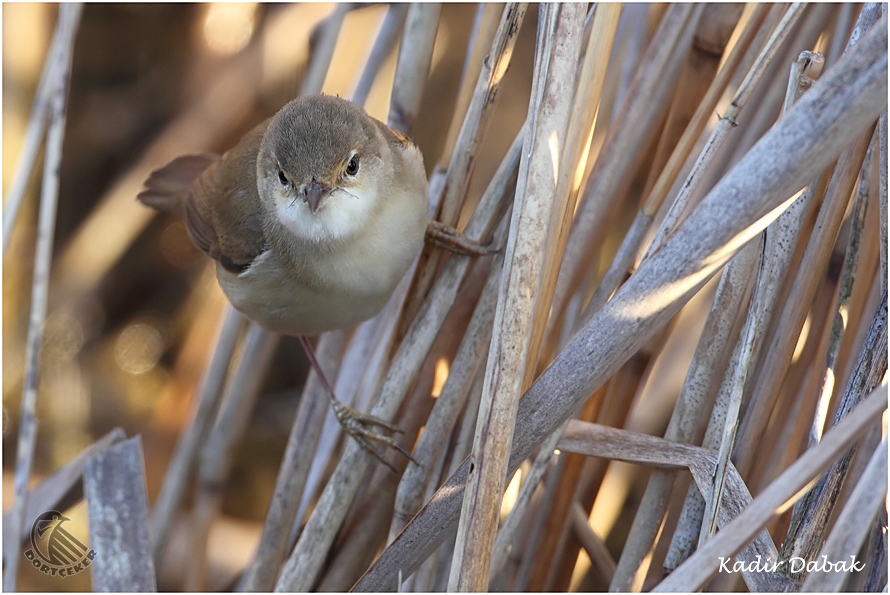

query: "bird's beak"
left=303, top=179, right=331, bottom=214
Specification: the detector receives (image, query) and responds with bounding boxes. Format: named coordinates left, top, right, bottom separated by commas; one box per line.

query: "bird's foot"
left=425, top=220, right=499, bottom=256
left=330, top=398, right=418, bottom=473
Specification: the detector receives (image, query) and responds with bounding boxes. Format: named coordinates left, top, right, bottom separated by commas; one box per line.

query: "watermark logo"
left=23, top=510, right=97, bottom=578
left=717, top=554, right=865, bottom=575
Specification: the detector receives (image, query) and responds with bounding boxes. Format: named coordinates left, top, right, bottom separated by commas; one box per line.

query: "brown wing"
left=142, top=122, right=271, bottom=274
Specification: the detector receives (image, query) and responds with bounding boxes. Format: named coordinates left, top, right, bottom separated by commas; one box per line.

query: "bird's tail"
left=137, top=153, right=218, bottom=213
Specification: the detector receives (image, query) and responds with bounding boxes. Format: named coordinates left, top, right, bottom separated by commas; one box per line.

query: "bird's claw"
left=425, top=220, right=499, bottom=256
left=331, top=399, right=418, bottom=473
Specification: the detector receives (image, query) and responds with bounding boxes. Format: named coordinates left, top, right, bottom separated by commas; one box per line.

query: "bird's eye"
left=278, top=169, right=289, bottom=186
left=345, top=155, right=360, bottom=176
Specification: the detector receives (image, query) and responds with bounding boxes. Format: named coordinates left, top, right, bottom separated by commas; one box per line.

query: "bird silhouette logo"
left=28, top=510, right=89, bottom=569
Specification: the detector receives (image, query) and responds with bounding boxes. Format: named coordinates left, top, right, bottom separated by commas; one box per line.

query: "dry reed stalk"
left=585, top=3, right=756, bottom=320
left=512, top=452, right=564, bottom=591
left=644, top=3, right=806, bottom=259
left=409, top=364, right=491, bottom=592
left=826, top=3, right=857, bottom=65
left=186, top=325, right=281, bottom=590
left=351, top=5, right=408, bottom=108
left=808, top=130, right=878, bottom=448
left=779, top=291, right=888, bottom=576
left=149, top=304, right=244, bottom=559
left=527, top=2, right=620, bottom=373
left=553, top=4, right=701, bottom=328
left=832, top=210, right=884, bottom=399
left=317, top=259, right=493, bottom=591
left=547, top=306, right=693, bottom=591
left=880, top=109, right=888, bottom=286
left=557, top=420, right=789, bottom=592
left=555, top=360, right=649, bottom=590
left=402, top=3, right=527, bottom=332
left=570, top=501, right=617, bottom=584
left=489, top=418, right=564, bottom=577
left=390, top=224, right=508, bottom=543
left=448, top=6, right=586, bottom=589
left=654, top=384, right=887, bottom=592
left=532, top=397, right=608, bottom=591
left=85, top=436, right=157, bottom=591
left=698, top=48, right=826, bottom=547
left=4, top=5, right=82, bottom=590
left=238, top=330, right=346, bottom=591
left=299, top=4, right=350, bottom=97
left=1, top=5, right=73, bottom=254
left=354, top=20, right=888, bottom=590
left=387, top=4, right=440, bottom=136
left=734, top=127, right=876, bottom=472
left=436, top=3, right=502, bottom=174
left=628, top=242, right=756, bottom=582
left=2, top=427, right=125, bottom=553
left=607, top=5, right=648, bottom=124
left=476, top=7, right=621, bottom=585
left=295, top=282, right=404, bottom=529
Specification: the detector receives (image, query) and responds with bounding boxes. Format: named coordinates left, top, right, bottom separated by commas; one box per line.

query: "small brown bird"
left=139, top=94, right=488, bottom=469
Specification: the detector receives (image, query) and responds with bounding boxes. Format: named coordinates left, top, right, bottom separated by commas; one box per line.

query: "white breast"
left=218, top=185, right=427, bottom=336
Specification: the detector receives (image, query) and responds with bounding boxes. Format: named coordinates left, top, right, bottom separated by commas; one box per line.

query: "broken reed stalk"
left=4, top=5, right=82, bottom=591
left=85, top=437, right=157, bottom=591
left=448, top=6, right=586, bottom=589
left=353, top=19, right=889, bottom=589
